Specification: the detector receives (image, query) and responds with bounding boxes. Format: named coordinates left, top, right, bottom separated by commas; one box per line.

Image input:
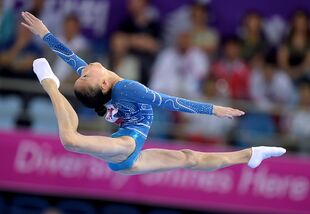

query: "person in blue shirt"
left=22, top=11, right=286, bottom=174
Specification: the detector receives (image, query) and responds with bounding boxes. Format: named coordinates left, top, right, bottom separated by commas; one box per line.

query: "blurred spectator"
left=263, top=15, right=287, bottom=46
left=278, top=10, right=310, bottom=83
left=189, top=3, right=219, bottom=56
left=149, top=31, right=209, bottom=98
left=100, top=33, right=140, bottom=80
left=0, top=0, right=15, bottom=50
left=0, top=0, right=44, bottom=79
left=211, top=36, right=251, bottom=100
left=51, top=14, right=89, bottom=83
left=287, top=81, right=310, bottom=153
left=0, top=23, right=42, bottom=80
left=250, top=52, right=296, bottom=111
left=238, top=11, right=269, bottom=62
left=163, top=3, right=191, bottom=46
left=0, top=22, right=42, bottom=127
left=39, top=1, right=64, bottom=36
left=114, top=0, right=161, bottom=84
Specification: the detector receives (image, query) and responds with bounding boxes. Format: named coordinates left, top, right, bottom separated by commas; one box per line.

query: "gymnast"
left=21, top=11, right=286, bottom=174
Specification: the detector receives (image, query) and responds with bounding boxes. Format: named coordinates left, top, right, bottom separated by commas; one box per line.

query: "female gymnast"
left=21, top=11, right=285, bottom=174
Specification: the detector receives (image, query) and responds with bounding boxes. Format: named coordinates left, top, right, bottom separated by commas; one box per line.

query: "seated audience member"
left=0, top=23, right=42, bottom=80
left=189, top=2, right=219, bottom=56
left=149, top=31, right=209, bottom=141
left=211, top=36, right=251, bottom=100
left=100, top=33, right=140, bottom=81
left=114, top=0, right=161, bottom=84
left=286, top=80, right=310, bottom=153
left=250, top=53, right=296, bottom=111
left=239, top=11, right=269, bottom=62
left=277, top=9, right=310, bottom=83
left=1, top=4, right=42, bottom=81
left=149, top=31, right=209, bottom=99
left=264, top=14, right=287, bottom=47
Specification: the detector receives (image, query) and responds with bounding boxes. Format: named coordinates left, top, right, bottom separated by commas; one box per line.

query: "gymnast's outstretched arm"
left=114, top=80, right=245, bottom=118
left=21, top=11, right=87, bottom=75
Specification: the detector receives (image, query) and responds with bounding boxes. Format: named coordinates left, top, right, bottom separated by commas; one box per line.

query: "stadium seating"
left=234, top=112, right=277, bottom=147
left=27, top=97, right=58, bottom=134
left=58, top=200, right=96, bottom=214
left=0, top=95, right=22, bottom=130
left=148, top=209, right=182, bottom=214
left=0, top=196, right=5, bottom=214
left=101, top=204, right=141, bottom=214
left=10, top=196, right=49, bottom=214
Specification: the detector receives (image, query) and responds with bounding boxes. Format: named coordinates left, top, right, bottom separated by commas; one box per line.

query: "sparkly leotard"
left=43, top=33, right=214, bottom=171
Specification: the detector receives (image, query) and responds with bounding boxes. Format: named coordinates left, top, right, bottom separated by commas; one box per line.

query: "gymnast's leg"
left=33, top=58, right=135, bottom=163
left=120, top=147, right=286, bottom=175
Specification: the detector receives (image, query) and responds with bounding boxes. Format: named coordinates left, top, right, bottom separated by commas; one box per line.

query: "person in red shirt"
left=211, top=36, right=251, bottom=100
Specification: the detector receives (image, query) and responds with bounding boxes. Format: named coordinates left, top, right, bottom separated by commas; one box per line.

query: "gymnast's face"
left=74, top=62, right=110, bottom=93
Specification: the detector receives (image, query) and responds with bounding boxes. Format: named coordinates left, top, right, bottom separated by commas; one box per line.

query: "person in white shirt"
left=149, top=31, right=209, bottom=99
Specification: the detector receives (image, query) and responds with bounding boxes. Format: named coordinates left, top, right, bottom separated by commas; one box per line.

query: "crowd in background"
left=1, top=0, right=310, bottom=153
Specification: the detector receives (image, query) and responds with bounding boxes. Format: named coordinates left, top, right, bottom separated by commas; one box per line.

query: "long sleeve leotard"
left=43, top=32, right=87, bottom=75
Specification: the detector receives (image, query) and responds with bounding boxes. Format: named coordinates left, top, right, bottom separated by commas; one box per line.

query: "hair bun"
left=95, top=105, right=107, bottom=117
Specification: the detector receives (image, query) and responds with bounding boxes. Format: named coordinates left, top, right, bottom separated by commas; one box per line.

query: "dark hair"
left=287, top=9, right=310, bottom=42
left=264, top=49, right=277, bottom=66
left=74, top=85, right=112, bottom=117
left=191, top=2, right=209, bottom=12
left=243, top=10, right=262, bottom=19
left=222, top=35, right=241, bottom=46
left=65, top=13, right=80, bottom=24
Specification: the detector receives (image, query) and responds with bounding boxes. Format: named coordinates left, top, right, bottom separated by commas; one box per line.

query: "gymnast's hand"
left=21, top=11, right=49, bottom=38
left=213, top=105, right=245, bottom=119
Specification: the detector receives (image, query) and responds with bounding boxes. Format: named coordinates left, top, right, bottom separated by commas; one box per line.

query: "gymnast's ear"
left=100, top=80, right=110, bottom=93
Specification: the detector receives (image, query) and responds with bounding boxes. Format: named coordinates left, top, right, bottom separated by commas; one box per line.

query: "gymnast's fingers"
left=24, top=12, right=37, bottom=23
left=224, top=110, right=243, bottom=118
left=229, top=108, right=245, bottom=116
left=21, top=22, right=32, bottom=30
left=21, top=12, right=33, bottom=24
left=25, top=11, right=39, bottom=21
left=21, top=22, right=36, bottom=34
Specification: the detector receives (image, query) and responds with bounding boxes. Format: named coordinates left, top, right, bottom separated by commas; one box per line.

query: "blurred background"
left=0, top=0, right=310, bottom=213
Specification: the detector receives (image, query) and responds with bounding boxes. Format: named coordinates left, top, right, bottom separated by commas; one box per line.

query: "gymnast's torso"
left=105, top=80, right=153, bottom=139
left=104, top=79, right=215, bottom=140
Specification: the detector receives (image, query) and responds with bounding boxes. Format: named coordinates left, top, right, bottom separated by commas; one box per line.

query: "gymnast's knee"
left=59, top=130, right=79, bottom=151
left=181, top=149, right=197, bottom=168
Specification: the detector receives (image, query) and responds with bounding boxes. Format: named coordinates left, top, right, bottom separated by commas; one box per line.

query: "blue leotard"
left=42, top=33, right=214, bottom=171
left=43, top=33, right=87, bottom=75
